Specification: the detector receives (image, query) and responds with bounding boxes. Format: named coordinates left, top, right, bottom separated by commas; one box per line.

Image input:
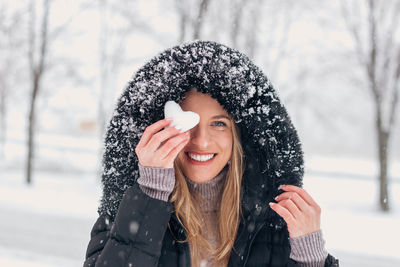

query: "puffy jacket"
left=84, top=41, right=339, bottom=266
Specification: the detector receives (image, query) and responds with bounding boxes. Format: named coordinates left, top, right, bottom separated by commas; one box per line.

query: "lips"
left=185, top=151, right=217, bottom=155
left=185, top=152, right=217, bottom=165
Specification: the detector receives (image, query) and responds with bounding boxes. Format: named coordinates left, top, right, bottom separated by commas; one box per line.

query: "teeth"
left=188, top=153, right=215, bottom=162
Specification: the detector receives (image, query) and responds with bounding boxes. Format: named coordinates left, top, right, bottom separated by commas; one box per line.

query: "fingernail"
left=278, top=185, right=285, bottom=190
left=274, top=196, right=279, bottom=201
left=269, top=202, right=274, bottom=206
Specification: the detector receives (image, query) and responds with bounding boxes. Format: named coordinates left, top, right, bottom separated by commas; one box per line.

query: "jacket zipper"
left=242, top=221, right=266, bottom=267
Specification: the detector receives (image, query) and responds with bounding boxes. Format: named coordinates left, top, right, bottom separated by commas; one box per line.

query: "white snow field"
left=0, top=155, right=399, bottom=267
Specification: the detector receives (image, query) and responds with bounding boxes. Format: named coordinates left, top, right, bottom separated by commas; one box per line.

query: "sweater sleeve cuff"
left=289, top=229, right=328, bottom=267
left=137, top=162, right=175, bottom=202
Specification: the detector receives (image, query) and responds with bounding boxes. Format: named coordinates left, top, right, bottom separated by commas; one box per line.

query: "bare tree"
left=263, top=1, right=295, bottom=83
left=175, top=0, right=189, bottom=42
left=26, top=0, right=50, bottom=184
left=0, top=5, right=10, bottom=159
left=341, top=0, right=400, bottom=211
left=230, top=0, right=248, bottom=48
left=193, top=0, right=211, bottom=39
left=0, top=3, right=25, bottom=158
left=174, top=0, right=212, bottom=42
left=244, top=0, right=264, bottom=60
left=0, top=4, right=7, bottom=158
left=0, top=69, right=6, bottom=158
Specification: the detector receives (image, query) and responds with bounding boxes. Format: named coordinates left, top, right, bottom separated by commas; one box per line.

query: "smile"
left=185, top=152, right=216, bottom=165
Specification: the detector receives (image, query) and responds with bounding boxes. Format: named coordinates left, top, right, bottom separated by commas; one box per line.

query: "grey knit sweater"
left=137, top=163, right=328, bottom=267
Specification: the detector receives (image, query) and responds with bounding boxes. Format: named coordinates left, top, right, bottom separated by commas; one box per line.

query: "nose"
left=189, top=124, right=210, bottom=149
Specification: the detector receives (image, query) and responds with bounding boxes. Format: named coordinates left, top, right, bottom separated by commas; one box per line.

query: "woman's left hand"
left=269, top=184, right=321, bottom=238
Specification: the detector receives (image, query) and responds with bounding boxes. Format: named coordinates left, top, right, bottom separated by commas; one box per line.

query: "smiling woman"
left=176, top=88, right=234, bottom=183
left=168, top=88, right=243, bottom=265
left=83, top=41, right=339, bottom=267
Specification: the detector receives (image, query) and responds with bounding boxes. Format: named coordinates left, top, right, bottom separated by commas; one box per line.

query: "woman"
left=84, top=41, right=339, bottom=266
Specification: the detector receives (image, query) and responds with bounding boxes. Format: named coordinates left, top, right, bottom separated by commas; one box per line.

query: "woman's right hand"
left=135, top=118, right=191, bottom=169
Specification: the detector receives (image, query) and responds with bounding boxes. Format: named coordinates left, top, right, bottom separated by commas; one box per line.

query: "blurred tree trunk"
left=0, top=6, right=6, bottom=158
left=0, top=72, right=6, bottom=158
left=230, top=0, right=248, bottom=48
left=175, top=0, right=212, bottom=41
left=193, top=0, right=210, bottom=39
left=377, top=106, right=389, bottom=211
left=26, top=0, right=50, bottom=184
left=341, top=0, right=400, bottom=211
left=175, top=0, right=188, bottom=42
left=0, top=5, right=23, bottom=159
left=244, top=0, right=264, bottom=60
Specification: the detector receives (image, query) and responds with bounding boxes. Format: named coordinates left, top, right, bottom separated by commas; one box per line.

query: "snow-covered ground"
left=0, top=155, right=399, bottom=267
left=0, top=170, right=100, bottom=267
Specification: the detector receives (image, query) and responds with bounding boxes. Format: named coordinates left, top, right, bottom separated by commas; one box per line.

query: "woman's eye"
left=213, top=121, right=227, bottom=127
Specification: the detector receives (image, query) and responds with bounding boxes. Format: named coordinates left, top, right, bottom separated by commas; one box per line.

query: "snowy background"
left=1, top=0, right=400, bottom=266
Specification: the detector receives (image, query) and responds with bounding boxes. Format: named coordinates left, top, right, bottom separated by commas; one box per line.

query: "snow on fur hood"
left=98, top=40, right=304, bottom=228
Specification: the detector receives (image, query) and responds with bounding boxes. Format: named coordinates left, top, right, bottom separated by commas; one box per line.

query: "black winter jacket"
left=83, top=41, right=339, bottom=266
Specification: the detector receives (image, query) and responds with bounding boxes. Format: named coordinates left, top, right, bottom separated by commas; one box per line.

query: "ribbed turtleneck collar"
left=184, top=165, right=229, bottom=212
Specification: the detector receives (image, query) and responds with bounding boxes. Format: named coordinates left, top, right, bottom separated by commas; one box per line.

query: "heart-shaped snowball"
left=164, top=100, right=200, bottom=132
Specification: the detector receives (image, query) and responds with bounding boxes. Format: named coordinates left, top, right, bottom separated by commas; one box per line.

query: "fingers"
left=136, top=118, right=173, bottom=151
left=278, top=185, right=318, bottom=207
left=275, top=191, right=309, bottom=212
left=135, top=118, right=190, bottom=169
left=164, top=134, right=191, bottom=165
left=271, top=185, right=322, bottom=238
left=158, top=131, right=190, bottom=159
left=273, top=197, right=302, bottom=218
left=269, top=202, right=296, bottom=225
left=146, top=125, right=183, bottom=152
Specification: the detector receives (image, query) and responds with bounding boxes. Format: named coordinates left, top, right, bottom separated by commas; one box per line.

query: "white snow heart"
left=164, top=100, right=200, bottom=132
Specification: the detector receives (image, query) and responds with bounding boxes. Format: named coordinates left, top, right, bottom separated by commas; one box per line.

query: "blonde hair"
left=171, top=113, right=244, bottom=266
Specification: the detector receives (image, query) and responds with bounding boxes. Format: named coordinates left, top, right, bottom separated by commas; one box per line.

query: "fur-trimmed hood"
left=98, top=40, right=304, bottom=228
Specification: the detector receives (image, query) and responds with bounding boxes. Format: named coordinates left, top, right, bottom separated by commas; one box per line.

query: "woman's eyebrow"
left=211, top=114, right=231, bottom=120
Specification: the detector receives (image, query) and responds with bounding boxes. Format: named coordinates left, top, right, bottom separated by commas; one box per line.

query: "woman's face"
left=175, top=90, right=233, bottom=183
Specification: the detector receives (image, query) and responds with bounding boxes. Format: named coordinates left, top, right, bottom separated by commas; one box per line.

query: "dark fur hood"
left=98, top=40, right=304, bottom=228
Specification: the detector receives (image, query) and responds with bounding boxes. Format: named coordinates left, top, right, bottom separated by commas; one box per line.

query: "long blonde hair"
left=171, top=116, right=244, bottom=266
